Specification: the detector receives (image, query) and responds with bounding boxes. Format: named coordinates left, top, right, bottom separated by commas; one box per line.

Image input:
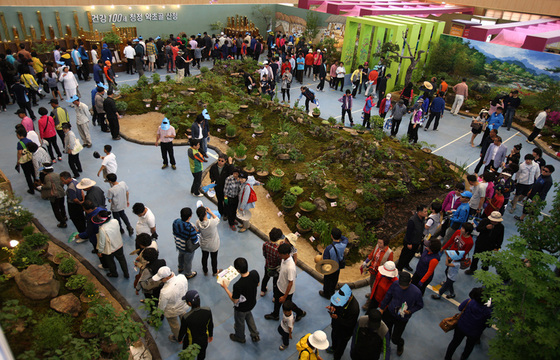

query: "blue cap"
left=460, top=191, right=472, bottom=198
left=133, top=38, right=139, bottom=42
left=103, top=43, right=108, bottom=48
left=197, top=33, right=201, bottom=36
left=202, top=109, right=210, bottom=120
left=56, top=60, right=65, bottom=66
left=446, top=250, right=465, bottom=261
left=161, top=117, right=170, bottom=131
left=138, top=36, right=143, bottom=40
left=330, top=284, right=352, bottom=307
left=67, top=95, right=79, bottom=103
left=155, top=36, right=161, bottom=40
left=96, top=82, right=108, bottom=90
left=246, top=32, right=250, bottom=35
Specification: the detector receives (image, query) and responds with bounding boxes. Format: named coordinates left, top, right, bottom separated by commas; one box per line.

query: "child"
left=432, top=250, right=464, bottom=299
left=278, top=300, right=294, bottom=350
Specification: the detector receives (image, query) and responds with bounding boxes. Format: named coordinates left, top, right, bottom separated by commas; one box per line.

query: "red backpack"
left=242, top=184, right=257, bottom=204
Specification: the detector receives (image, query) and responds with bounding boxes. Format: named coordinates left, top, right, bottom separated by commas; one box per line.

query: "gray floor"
left=1, top=60, right=557, bottom=360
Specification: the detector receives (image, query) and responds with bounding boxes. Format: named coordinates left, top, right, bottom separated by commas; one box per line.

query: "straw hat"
left=423, top=81, right=433, bottom=90
left=378, top=261, right=398, bottom=278
left=76, top=178, right=96, bottom=189
left=488, top=211, right=503, bottom=222
left=315, top=259, right=339, bottom=275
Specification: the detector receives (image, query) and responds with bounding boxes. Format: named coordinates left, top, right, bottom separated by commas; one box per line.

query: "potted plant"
left=312, top=219, right=331, bottom=243
left=354, top=124, right=367, bottom=134
left=254, top=125, right=264, bottom=136
left=290, top=186, right=304, bottom=197
left=299, top=201, right=317, bottom=213
left=250, top=114, right=263, bottom=128
left=272, top=168, right=285, bottom=178
left=24, top=233, right=49, bottom=251
left=234, top=143, right=247, bottom=161
left=256, top=157, right=269, bottom=177
left=282, top=192, right=297, bottom=212
left=225, top=125, right=237, bottom=138
left=265, top=176, right=282, bottom=193
left=243, top=161, right=255, bottom=174
left=80, top=281, right=99, bottom=303
left=297, top=216, right=314, bottom=233
left=239, top=104, right=249, bottom=111
left=115, top=101, right=128, bottom=116
left=256, top=145, right=269, bottom=157
left=178, top=344, right=201, bottom=360
left=66, top=274, right=88, bottom=291
left=102, top=32, right=121, bottom=49
left=325, top=184, right=341, bottom=200
left=328, top=116, right=337, bottom=126
left=53, top=251, right=70, bottom=265
left=58, top=257, right=78, bottom=277
left=312, top=107, right=321, bottom=118
left=215, top=117, right=230, bottom=128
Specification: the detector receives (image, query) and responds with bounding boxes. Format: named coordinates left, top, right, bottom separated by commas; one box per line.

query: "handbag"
left=440, top=300, right=471, bottom=333
left=18, top=141, right=33, bottom=164
left=43, top=82, right=50, bottom=94
left=460, top=257, right=471, bottom=270
left=470, top=120, right=482, bottom=129
left=176, top=234, right=200, bottom=253
left=73, top=138, right=83, bottom=154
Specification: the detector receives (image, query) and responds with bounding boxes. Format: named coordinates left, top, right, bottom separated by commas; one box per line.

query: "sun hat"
left=315, top=259, right=339, bottom=275
left=202, top=109, right=210, bottom=120
left=331, top=284, right=352, bottom=307
left=263, top=60, right=269, bottom=65
left=161, top=118, right=170, bottom=131
left=287, top=42, right=293, bottom=45
left=76, top=178, right=96, bottom=189
left=309, top=330, right=329, bottom=350
left=285, top=233, right=297, bottom=247
left=91, top=210, right=111, bottom=224
left=460, top=191, right=473, bottom=198
left=105, top=60, right=112, bottom=66
left=182, top=289, right=200, bottom=302
left=152, top=266, right=172, bottom=281
left=398, top=271, right=412, bottom=286
left=423, top=81, right=433, bottom=90
left=501, top=169, right=513, bottom=177
left=386, top=94, right=392, bottom=99
left=488, top=211, right=503, bottom=222
left=133, top=38, right=139, bottom=42
left=97, top=82, right=108, bottom=90
left=446, top=250, right=465, bottom=261
left=378, top=261, right=398, bottom=278
left=67, top=95, right=79, bottom=103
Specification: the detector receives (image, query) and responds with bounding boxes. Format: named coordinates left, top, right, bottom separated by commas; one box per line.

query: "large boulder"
left=313, top=198, right=328, bottom=212
left=15, top=264, right=60, bottom=300
left=0, top=263, right=18, bottom=277
left=50, top=293, right=81, bottom=317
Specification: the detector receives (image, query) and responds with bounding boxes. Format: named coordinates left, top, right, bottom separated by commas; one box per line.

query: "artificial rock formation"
left=15, top=264, right=60, bottom=300
left=50, top=293, right=81, bottom=317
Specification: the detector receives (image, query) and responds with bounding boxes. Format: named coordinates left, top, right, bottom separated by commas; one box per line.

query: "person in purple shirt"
left=378, top=272, right=423, bottom=356
left=445, top=287, right=492, bottom=360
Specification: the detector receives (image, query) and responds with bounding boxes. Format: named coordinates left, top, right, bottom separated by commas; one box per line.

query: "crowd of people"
left=4, top=28, right=557, bottom=360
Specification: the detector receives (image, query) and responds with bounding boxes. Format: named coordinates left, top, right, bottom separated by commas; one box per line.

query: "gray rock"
left=346, top=201, right=358, bottom=213
left=277, top=154, right=290, bottom=160
left=15, top=264, right=60, bottom=300
left=294, top=173, right=307, bottom=181
left=313, top=198, right=328, bottom=212
left=50, top=293, right=81, bottom=317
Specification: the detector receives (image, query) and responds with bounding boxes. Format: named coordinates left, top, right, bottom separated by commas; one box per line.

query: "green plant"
left=21, top=225, right=35, bottom=236
left=226, top=148, right=235, bottom=158
left=372, top=115, right=385, bottom=129
left=298, top=216, right=314, bottom=230
left=59, top=257, right=77, bottom=273
left=273, top=168, right=285, bottom=177
left=23, top=232, right=49, bottom=248
left=200, top=66, right=209, bottom=73
left=226, top=125, right=237, bottom=136
left=354, top=124, right=367, bottom=131
left=325, top=184, right=341, bottom=197
left=251, top=114, right=263, bottom=125
left=0, top=300, right=35, bottom=334
left=299, top=201, right=317, bottom=212
left=151, top=72, right=161, bottom=84
left=312, top=219, right=331, bottom=245
left=51, top=335, right=101, bottom=360
left=65, top=274, right=88, bottom=290
left=31, top=42, right=55, bottom=54
left=235, top=143, right=247, bottom=158
left=114, top=101, right=128, bottom=113
left=312, top=107, right=321, bottom=115
left=209, top=20, right=225, bottom=31
left=266, top=176, right=282, bottom=192
left=0, top=191, right=33, bottom=230
left=7, top=243, right=44, bottom=269
left=290, top=186, right=304, bottom=196
left=256, top=145, right=269, bottom=155
left=166, top=75, right=172, bottom=82
left=257, top=156, right=269, bottom=173
left=328, top=116, right=337, bottom=125
left=102, top=31, right=121, bottom=45
left=305, top=11, right=320, bottom=41
left=117, top=84, right=135, bottom=95
left=215, top=117, right=230, bottom=126
left=282, top=192, right=297, bottom=208
left=55, top=251, right=70, bottom=261
left=33, top=312, right=71, bottom=351
left=140, top=297, right=165, bottom=331
left=82, top=281, right=98, bottom=298
left=244, top=161, right=254, bottom=171
left=255, top=124, right=265, bottom=132
left=178, top=343, right=202, bottom=360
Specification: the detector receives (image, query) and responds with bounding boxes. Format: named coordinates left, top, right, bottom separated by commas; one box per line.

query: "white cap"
left=152, top=266, right=172, bottom=281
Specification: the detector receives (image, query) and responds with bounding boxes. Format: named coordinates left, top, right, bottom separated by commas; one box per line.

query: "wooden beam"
left=0, top=12, right=10, bottom=41
left=37, top=11, right=46, bottom=41
left=17, top=11, right=29, bottom=40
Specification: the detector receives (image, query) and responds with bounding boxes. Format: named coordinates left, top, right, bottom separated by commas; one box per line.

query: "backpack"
left=332, top=244, right=346, bottom=269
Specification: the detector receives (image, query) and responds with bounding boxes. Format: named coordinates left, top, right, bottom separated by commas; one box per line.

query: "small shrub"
left=266, top=176, right=282, bottom=192
left=312, top=219, right=331, bottom=245
left=82, top=281, right=98, bottom=298
left=290, top=186, right=304, bottom=196
left=151, top=72, right=161, bottom=84
left=0, top=300, right=34, bottom=334
left=178, top=344, right=201, bottom=360
left=226, top=125, right=237, bottom=136
left=300, top=201, right=316, bottom=212
left=325, top=184, right=341, bottom=197
left=115, top=101, right=128, bottom=112
left=256, top=145, right=269, bottom=155
left=282, top=192, right=297, bottom=208
left=235, top=143, right=247, bottom=157
left=24, top=233, right=49, bottom=248
left=273, top=168, right=285, bottom=176
left=200, top=66, right=209, bottom=73
left=215, top=117, right=230, bottom=126
left=8, top=243, right=44, bottom=269
left=21, top=225, right=35, bottom=236
left=328, top=116, right=337, bottom=125
left=65, top=274, right=88, bottom=290
left=312, top=107, right=321, bottom=115
left=59, top=257, right=77, bottom=273
left=372, top=115, right=384, bottom=129
left=298, top=216, right=314, bottom=230
left=33, top=312, right=71, bottom=351
left=136, top=75, right=150, bottom=89
left=254, top=124, right=265, bottom=132
left=226, top=148, right=235, bottom=158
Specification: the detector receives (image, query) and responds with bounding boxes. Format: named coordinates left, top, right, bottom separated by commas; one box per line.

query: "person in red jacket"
left=441, top=222, right=474, bottom=261
left=366, top=260, right=398, bottom=310
left=411, top=240, right=442, bottom=295
left=378, top=94, right=393, bottom=119
left=361, top=238, right=393, bottom=309
left=304, top=50, right=314, bottom=78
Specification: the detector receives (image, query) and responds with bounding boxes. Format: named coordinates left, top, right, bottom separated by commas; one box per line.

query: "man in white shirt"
left=509, top=153, right=541, bottom=212
left=69, top=95, right=92, bottom=147
left=264, top=243, right=306, bottom=321
left=467, top=174, right=487, bottom=216
left=153, top=266, right=189, bottom=342
left=527, top=106, right=551, bottom=144
left=106, top=173, right=134, bottom=237
left=132, top=202, right=157, bottom=240
left=123, top=41, right=136, bottom=75
left=94, top=210, right=129, bottom=278
left=97, top=144, right=117, bottom=180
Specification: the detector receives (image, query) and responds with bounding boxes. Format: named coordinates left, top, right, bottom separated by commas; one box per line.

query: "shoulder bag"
left=18, top=141, right=33, bottom=164
left=439, top=299, right=471, bottom=333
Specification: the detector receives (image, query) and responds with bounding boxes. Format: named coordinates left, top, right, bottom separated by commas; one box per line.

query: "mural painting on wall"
left=275, top=12, right=307, bottom=36
left=324, top=15, right=346, bottom=50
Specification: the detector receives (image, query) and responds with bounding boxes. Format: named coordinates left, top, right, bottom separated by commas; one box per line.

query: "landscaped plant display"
left=119, top=59, right=459, bottom=256
left=58, top=257, right=77, bottom=275
left=297, top=216, right=314, bottom=232
left=65, top=274, right=88, bottom=290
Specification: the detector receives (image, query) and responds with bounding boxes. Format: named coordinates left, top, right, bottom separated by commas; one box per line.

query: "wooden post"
left=0, top=12, right=10, bottom=41
left=55, top=11, right=63, bottom=38
left=37, top=11, right=46, bottom=41
left=73, top=11, right=80, bottom=35
left=17, top=12, right=29, bottom=40
left=86, top=11, right=93, bottom=33
left=48, top=25, right=55, bottom=40
left=30, top=26, right=36, bottom=41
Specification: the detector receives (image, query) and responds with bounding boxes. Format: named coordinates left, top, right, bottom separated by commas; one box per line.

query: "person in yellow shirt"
left=20, top=68, right=43, bottom=106
left=31, top=52, right=44, bottom=85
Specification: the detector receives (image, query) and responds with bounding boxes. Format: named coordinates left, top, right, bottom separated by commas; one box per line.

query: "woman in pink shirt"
left=37, top=107, right=62, bottom=162
left=329, top=61, right=338, bottom=88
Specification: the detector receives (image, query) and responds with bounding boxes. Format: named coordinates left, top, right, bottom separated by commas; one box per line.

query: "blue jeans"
left=177, top=249, right=195, bottom=275
left=504, top=108, right=516, bottom=130
left=234, top=310, right=259, bottom=340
